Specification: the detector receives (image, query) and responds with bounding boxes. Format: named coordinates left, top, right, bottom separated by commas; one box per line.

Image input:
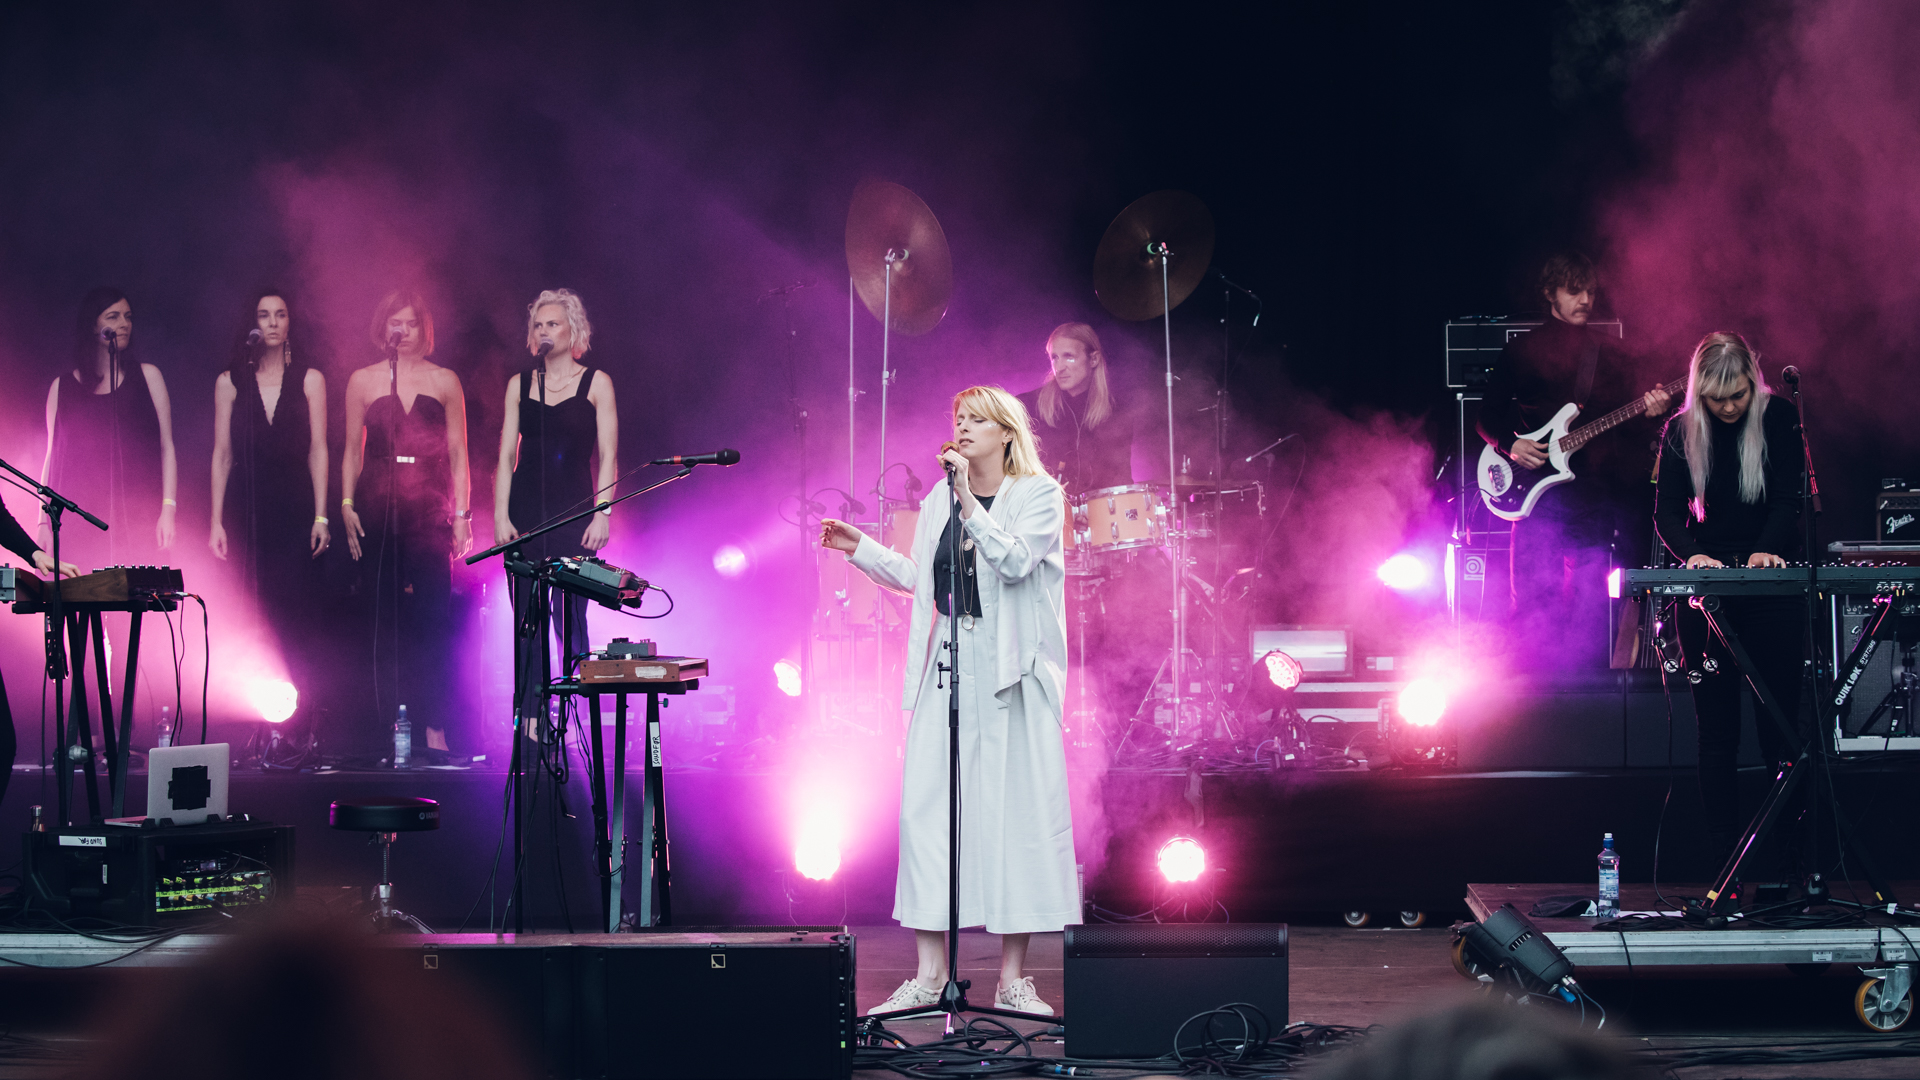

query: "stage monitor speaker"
left=1064, top=922, right=1287, bottom=1059
left=379, top=927, right=853, bottom=1080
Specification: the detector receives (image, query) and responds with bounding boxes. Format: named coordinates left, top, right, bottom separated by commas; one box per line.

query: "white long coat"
left=848, top=472, right=1078, bottom=933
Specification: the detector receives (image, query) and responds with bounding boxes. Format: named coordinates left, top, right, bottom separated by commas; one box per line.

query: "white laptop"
left=145, top=743, right=231, bottom=826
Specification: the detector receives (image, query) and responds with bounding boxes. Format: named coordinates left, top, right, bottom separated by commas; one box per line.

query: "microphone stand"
left=465, top=464, right=693, bottom=933
left=0, top=456, right=107, bottom=827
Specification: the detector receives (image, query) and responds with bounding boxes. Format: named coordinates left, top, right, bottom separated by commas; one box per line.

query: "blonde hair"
left=953, top=386, right=1045, bottom=478
left=1680, top=331, right=1771, bottom=521
left=1036, top=322, right=1113, bottom=429
left=526, top=288, right=593, bottom=357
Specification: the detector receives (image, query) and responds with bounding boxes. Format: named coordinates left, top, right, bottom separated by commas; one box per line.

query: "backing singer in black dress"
left=493, top=289, right=620, bottom=723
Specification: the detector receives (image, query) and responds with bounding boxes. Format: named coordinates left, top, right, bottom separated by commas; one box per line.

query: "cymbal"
left=1170, top=475, right=1225, bottom=489
left=845, top=179, right=952, bottom=337
left=1093, top=190, right=1215, bottom=321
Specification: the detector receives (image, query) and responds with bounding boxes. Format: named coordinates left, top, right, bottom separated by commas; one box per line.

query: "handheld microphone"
left=940, top=441, right=959, bottom=477
left=649, top=449, right=741, bottom=467
left=1781, top=365, right=1801, bottom=385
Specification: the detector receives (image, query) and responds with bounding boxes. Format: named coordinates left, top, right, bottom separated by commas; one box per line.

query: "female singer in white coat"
left=821, top=386, right=1077, bottom=1018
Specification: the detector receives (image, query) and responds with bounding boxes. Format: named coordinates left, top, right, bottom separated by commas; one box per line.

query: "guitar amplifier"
left=1878, top=488, right=1920, bottom=542
left=1444, top=317, right=1623, bottom=389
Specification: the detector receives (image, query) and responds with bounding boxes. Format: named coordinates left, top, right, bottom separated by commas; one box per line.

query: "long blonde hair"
left=953, top=385, right=1046, bottom=478
left=1035, top=322, right=1113, bottom=429
left=1681, top=331, right=1771, bottom=521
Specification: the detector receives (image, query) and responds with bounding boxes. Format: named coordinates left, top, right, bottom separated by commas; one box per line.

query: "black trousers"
left=1675, top=595, right=1807, bottom=849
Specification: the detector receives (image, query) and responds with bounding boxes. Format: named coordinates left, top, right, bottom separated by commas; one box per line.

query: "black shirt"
left=0, top=502, right=39, bottom=565
left=932, top=493, right=995, bottom=618
left=1478, top=317, right=1664, bottom=510
left=1654, top=399, right=1802, bottom=563
left=1016, top=387, right=1133, bottom=495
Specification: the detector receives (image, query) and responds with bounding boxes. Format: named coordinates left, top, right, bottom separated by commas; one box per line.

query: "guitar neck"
left=1561, top=376, right=1688, bottom=453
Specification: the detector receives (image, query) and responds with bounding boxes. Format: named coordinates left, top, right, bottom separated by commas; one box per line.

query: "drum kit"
left=814, top=178, right=1276, bottom=758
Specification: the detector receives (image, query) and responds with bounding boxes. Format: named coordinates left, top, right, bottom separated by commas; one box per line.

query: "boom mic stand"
left=0, top=457, right=106, bottom=827
left=466, top=464, right=696, bottom=932
left=864, top=463, right=1058, bottom=1031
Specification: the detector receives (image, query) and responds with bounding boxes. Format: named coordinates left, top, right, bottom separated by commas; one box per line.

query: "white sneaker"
left=868, top=978, right=943, bottom=1018
left=994, top=976, right=1055, bottom=1017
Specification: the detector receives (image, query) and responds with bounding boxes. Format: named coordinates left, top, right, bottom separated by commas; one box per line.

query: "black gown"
left=226, top=362, right=323, bottom=657
left=507, top=367, right=599, bottom=720
left=353, top=385, right=456, bottom=755
left=48, top=365, right=163, bottom=569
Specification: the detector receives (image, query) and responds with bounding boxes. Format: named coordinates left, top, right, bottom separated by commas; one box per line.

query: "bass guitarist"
left=1477, top=252, right=1672, bottom=663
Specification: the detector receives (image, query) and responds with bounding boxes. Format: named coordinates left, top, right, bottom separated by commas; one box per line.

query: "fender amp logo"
left=1887, top=513, right=1916, bottom=535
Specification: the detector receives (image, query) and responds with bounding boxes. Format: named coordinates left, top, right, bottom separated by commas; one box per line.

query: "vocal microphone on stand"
left=1781, top=365, right=1801, bottom=386
left=246, top=329, right=265, bottom=348
left=648, top=449, right=741, bottom=466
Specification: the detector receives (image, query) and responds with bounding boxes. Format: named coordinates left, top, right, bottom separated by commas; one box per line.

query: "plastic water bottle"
left=393, top=704, right=412, bottom=768
left=157, top=705, right=172, bottom=749
left=1597, top=833, right=1621, bottom=917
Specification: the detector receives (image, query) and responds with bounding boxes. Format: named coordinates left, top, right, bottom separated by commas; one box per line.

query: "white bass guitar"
left=1476, top=376, right=1686, bottom=522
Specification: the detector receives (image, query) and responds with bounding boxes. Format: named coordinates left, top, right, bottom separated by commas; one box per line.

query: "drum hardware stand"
left=1068, top=570, right=1108, bottom=749
left=466, top=465, right=695, bottom=933
left=864, top=466, right=1060, bottom=1033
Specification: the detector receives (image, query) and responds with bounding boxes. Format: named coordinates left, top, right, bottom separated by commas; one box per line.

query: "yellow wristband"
left=314, top=515, right=329, bottom=525
left=162, top=498, right=177, bottom=507
left=341, top=497, right=355, bottom=508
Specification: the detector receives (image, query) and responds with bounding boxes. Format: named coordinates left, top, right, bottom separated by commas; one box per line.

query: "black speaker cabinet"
left=378, top=927, right=853, bottom=1080
left=1064, top=923, right=1288, bottom=1059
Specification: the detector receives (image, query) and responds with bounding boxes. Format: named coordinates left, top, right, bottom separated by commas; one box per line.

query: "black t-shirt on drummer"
left=933, top=493, right=995, bottom=618
left=1017, top=387, right=1133, bottom=495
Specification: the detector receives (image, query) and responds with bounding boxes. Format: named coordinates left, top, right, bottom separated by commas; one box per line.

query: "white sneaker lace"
left=881, top=979, right=937, bottom=1010
left=997, top=976, right=1045, bottom=1010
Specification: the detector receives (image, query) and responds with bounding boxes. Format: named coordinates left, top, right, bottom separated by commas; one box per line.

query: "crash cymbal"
left=1170, top=475, right=1225, bottom=489
left=845, top=179, right=952, bottom=337
left=1093, top=190, right=1215, bottom=321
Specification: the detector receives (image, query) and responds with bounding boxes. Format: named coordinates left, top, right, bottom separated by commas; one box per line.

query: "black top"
left=933, top=492, right=996, bottom=618
left=0, top=502, right=39, bottom=564
left=1478, top=317, right=1661, bottom=508
left=226, top=360, right=315, bottom=590
left=1654, top=399, right=1802, bottom=563
left=360, top=388, right=452, bottom=537
left=507, top=367, right=599, bottom=559
left=1017, top=387, right=1133, bottom=495
left=50, top=364, right=163, bottom=565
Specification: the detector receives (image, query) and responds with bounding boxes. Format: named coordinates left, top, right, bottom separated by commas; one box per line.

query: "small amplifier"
left=1065, top=923, right=1288, bottom=1059
left=23, top=821, right=294, bottom=926
left=1444, top=317, right=1624, bottom=389
left=1878, top=488, right=1920, bottom=542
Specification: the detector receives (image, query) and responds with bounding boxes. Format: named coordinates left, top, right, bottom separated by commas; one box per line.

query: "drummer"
left=1017, top=323, right=1134, bottom=496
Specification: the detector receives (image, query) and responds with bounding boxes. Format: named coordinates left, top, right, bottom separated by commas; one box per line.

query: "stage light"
left=794, top=818, right=841, bottom=881
left=712, top=544, right=749, bottom=578
left=1377, top=553, right=1430, bottom=591
left=245, top=678, right=298, bottom=724
left=1260, top=650, right=1304, bottom=691
left=1398, top=677, right=1446, bottom=727
left=1156, top=837, right=1207, bottom=883
left=773, top=660, right=803, bottom=697
left=1606, top=567, right=1622, bottom=600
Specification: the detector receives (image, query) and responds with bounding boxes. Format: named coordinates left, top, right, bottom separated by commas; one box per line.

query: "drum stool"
left=329, top=795, right=440, bottom=933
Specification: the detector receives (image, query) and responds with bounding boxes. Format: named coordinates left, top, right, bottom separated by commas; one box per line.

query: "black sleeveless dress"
left=353, top=382, right=456, bottom=754
left=49, top=365, right=163, bottom=568
left=227, top=360, right=318, bottom=603
left=508, top=365, right=599, bottom=560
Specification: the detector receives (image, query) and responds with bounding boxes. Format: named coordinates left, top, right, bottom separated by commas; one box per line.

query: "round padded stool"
left=330, top=796, right=440, bottom=932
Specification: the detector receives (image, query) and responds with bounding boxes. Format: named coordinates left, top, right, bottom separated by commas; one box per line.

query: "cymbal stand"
left=1151, top=242, right=1185, bottom=739
left=875, top=247, right=905, bottom=704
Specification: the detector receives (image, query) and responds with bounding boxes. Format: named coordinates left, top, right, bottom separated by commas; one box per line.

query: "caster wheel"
left=1398, top=910, right=1428, bottom=929
left=1342, top=910, right=1372, bottom=928
left=1450, top=937, right=1486, bottom=980
left=1856, top=975, right=1914, bottom=1032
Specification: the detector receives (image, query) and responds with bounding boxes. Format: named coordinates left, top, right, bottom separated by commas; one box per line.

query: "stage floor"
left=0, top=924, right=1914, bottom=1078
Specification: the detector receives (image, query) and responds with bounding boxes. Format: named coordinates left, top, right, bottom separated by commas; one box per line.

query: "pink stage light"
left=712, top=544, right=749, bottom=578
left=794, top=816, right=841, bottom=881
left=1376, top=552, right=1430, bottom=591
left=1260, top=650, right=1304, bottom=691
left=1398, top=678, right=1447, bottom=727
left=1606, top=567, right=1623, bottom=599
left=245, top=678, right=298, bottom=724
left=1156, top=837, right=1207, bottom=883
left=773, top=660, right=803, bottom=697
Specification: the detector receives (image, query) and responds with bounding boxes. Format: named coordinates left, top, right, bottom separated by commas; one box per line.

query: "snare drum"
left=1062, top=493, right=1093, bottom=576
left=1078, top=484, right=1167, bottom=559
